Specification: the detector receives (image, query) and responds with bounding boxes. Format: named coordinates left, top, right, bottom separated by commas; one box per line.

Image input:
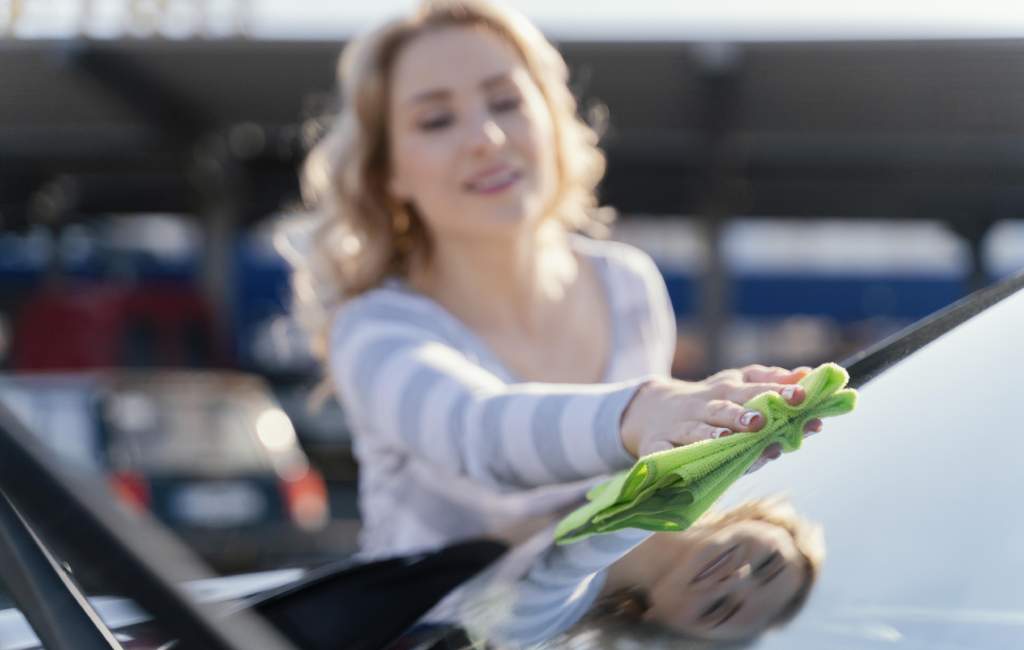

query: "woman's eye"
left=417, top=114, right=453, bottom=131
left=490, top=96, right=521, bottom=112
left=754, top=551, right=784, bottom=583
left=700, top=596, right=728, bottom=621
left=754, top=551, right=781, bottom=575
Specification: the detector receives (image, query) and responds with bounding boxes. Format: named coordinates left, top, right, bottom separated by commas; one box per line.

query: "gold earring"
left=392, top=204, right=414, bottom=255
left=392, top=207, right=410, bottom=235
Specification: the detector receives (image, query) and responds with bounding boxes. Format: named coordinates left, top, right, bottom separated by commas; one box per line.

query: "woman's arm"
left=457, top=526, right=655, bottom=645
left=331, top=291, right=812, bottom=491
left=330, top=294, right=648, bottom=491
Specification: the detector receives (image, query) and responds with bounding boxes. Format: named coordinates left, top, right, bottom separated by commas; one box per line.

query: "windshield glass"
left=558, top=283, right=1024, bottom=648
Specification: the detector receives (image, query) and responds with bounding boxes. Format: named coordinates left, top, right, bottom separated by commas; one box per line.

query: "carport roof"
left=3, top=37, right=1024, bottom=226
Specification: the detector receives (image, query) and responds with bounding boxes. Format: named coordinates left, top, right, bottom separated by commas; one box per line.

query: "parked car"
left=0, top=269, right=1021, bottom=649
left=271, top=379, right=358, bottom=483
left=10, top=283, right=230, bottom=371
left=0, top=370, right=331, bottom=572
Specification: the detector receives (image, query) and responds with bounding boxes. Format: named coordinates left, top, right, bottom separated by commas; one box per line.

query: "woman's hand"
left=620, top=365, right=822, bottom=460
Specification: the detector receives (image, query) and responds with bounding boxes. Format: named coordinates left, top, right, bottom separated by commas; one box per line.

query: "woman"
left=586, top=497, right=824, bottom=644
left=285, top=0, right=825, bottom=644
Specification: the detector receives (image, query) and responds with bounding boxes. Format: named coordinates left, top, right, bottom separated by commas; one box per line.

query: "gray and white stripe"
left=330, top=236, right=679, bottom=646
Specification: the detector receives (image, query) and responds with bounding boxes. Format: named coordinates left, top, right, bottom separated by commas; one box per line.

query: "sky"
left=7, top=0, right=1024, bottom=41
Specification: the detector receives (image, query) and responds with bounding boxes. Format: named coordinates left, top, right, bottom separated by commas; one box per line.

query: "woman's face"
left=646, top=519, right=808, bottom=641
left=386, top=25, right=559, bottom=243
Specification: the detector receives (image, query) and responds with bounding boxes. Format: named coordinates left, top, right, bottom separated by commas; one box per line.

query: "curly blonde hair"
left=281, top=0, right=612, bottom=364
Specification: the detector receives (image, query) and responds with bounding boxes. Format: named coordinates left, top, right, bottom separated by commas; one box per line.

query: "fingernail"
left=767, top=446, right=782, bottom=460
left=739, top=411, right=762, bottom=429
left=778, top=384, right=802, bottom=405
left=711, top=428, right=732, bottom=439
left=803, top=419, right=823, bottom=438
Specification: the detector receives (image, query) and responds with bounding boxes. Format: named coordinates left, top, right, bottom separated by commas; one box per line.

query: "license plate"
left=172, top=482, right=267, bottom=527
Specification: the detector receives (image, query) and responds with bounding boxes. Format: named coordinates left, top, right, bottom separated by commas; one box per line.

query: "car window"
left=104, top=389, right=272, bottom=474
left=556, top=284, right=1024, bottom=648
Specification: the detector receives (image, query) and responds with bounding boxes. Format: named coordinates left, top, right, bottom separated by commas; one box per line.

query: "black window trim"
left=843, top=269, right=1024, bottom=387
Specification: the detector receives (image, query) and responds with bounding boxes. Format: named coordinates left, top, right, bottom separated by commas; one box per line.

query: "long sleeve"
left=449, top=246, right=679, bottom=646
left=457, top=526, right=653, bottom=646
left=329, top=291, right=649, bottom=492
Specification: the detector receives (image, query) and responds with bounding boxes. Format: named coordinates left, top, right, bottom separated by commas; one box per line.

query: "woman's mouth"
left=464, top=168, right=521, bottom=194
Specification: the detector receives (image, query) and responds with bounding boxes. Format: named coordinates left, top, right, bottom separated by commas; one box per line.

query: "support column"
left=191, top=134, right=242, bottom=364
left=692, top=42, right=743, bottom=373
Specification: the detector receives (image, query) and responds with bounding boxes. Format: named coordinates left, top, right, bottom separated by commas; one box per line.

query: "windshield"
left=557, top=282, right=1024, bottom=648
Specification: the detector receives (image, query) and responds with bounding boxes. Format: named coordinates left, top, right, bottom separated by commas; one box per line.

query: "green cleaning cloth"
left=554, top=362, right=858, bottom=544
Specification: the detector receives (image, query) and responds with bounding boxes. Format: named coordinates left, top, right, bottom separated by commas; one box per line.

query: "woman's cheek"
left=404, top=144, right=454, bottom=203
left=647, top=570, right=698, bottom=629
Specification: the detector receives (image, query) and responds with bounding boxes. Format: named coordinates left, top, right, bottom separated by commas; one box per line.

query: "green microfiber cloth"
left=554, top=362, right=857, bottom=544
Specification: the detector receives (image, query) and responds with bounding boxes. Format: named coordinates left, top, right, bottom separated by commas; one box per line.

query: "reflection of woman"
left=287, top=0, right=824, bottom=644
left=591, top=497, right=824, bottom=643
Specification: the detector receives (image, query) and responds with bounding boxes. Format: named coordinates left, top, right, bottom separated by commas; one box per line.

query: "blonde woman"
left=286, top=0, right=825, bottom=644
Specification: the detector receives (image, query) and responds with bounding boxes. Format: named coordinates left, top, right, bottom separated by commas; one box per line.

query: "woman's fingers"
left=740, top=364, right=810, bottom=384
left=703, top=367, right=742, bottom=384
left=715, top=381, right=806, bottom=406
left=638, top=440, right=674, bottom=457
left=745, top=442, right=782, bottom=475
left=701, top=400, right=765, bottom=431
left=626, top=369, right=824, bottom=459
left=747, top=420, right=825, bottom=472
left=804, top=418, right=823, bottom=436
left=640, top=418, right=824, bottom=460
left=640, top=422, right=731, bottom=456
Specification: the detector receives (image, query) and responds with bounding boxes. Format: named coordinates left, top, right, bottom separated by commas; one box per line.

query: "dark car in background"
left=0, top=370, right=332, bottom=571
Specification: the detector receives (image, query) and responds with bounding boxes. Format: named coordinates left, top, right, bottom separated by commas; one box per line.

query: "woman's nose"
left=716, top=563, right=752, bottom=588
left=719, top=563, right=759, bottom=599
left=465, top=115, right=506, bottom=154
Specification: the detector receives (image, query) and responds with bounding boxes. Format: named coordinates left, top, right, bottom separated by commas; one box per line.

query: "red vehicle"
left=10, top=283, right=230, bottom=371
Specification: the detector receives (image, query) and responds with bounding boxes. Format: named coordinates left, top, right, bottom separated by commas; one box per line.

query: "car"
left=0, top=268, right=1021, bottom=649
left=270, top=378, right=358, bottom=483
left=10, top=284, right=230, bottom=371
left=0, top=369, right=332, bottom=573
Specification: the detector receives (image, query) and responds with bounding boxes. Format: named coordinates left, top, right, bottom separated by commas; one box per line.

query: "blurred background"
left=1, top=0, right=1023, bottom=576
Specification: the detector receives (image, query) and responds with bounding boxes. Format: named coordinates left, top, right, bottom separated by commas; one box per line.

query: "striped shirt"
left=328, top=234, right=676, bottom=645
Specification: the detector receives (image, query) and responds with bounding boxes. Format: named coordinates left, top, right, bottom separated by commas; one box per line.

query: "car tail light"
left=280, top=467, right=329, bottom=531
left=110, top=471, right=151, bottom=513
